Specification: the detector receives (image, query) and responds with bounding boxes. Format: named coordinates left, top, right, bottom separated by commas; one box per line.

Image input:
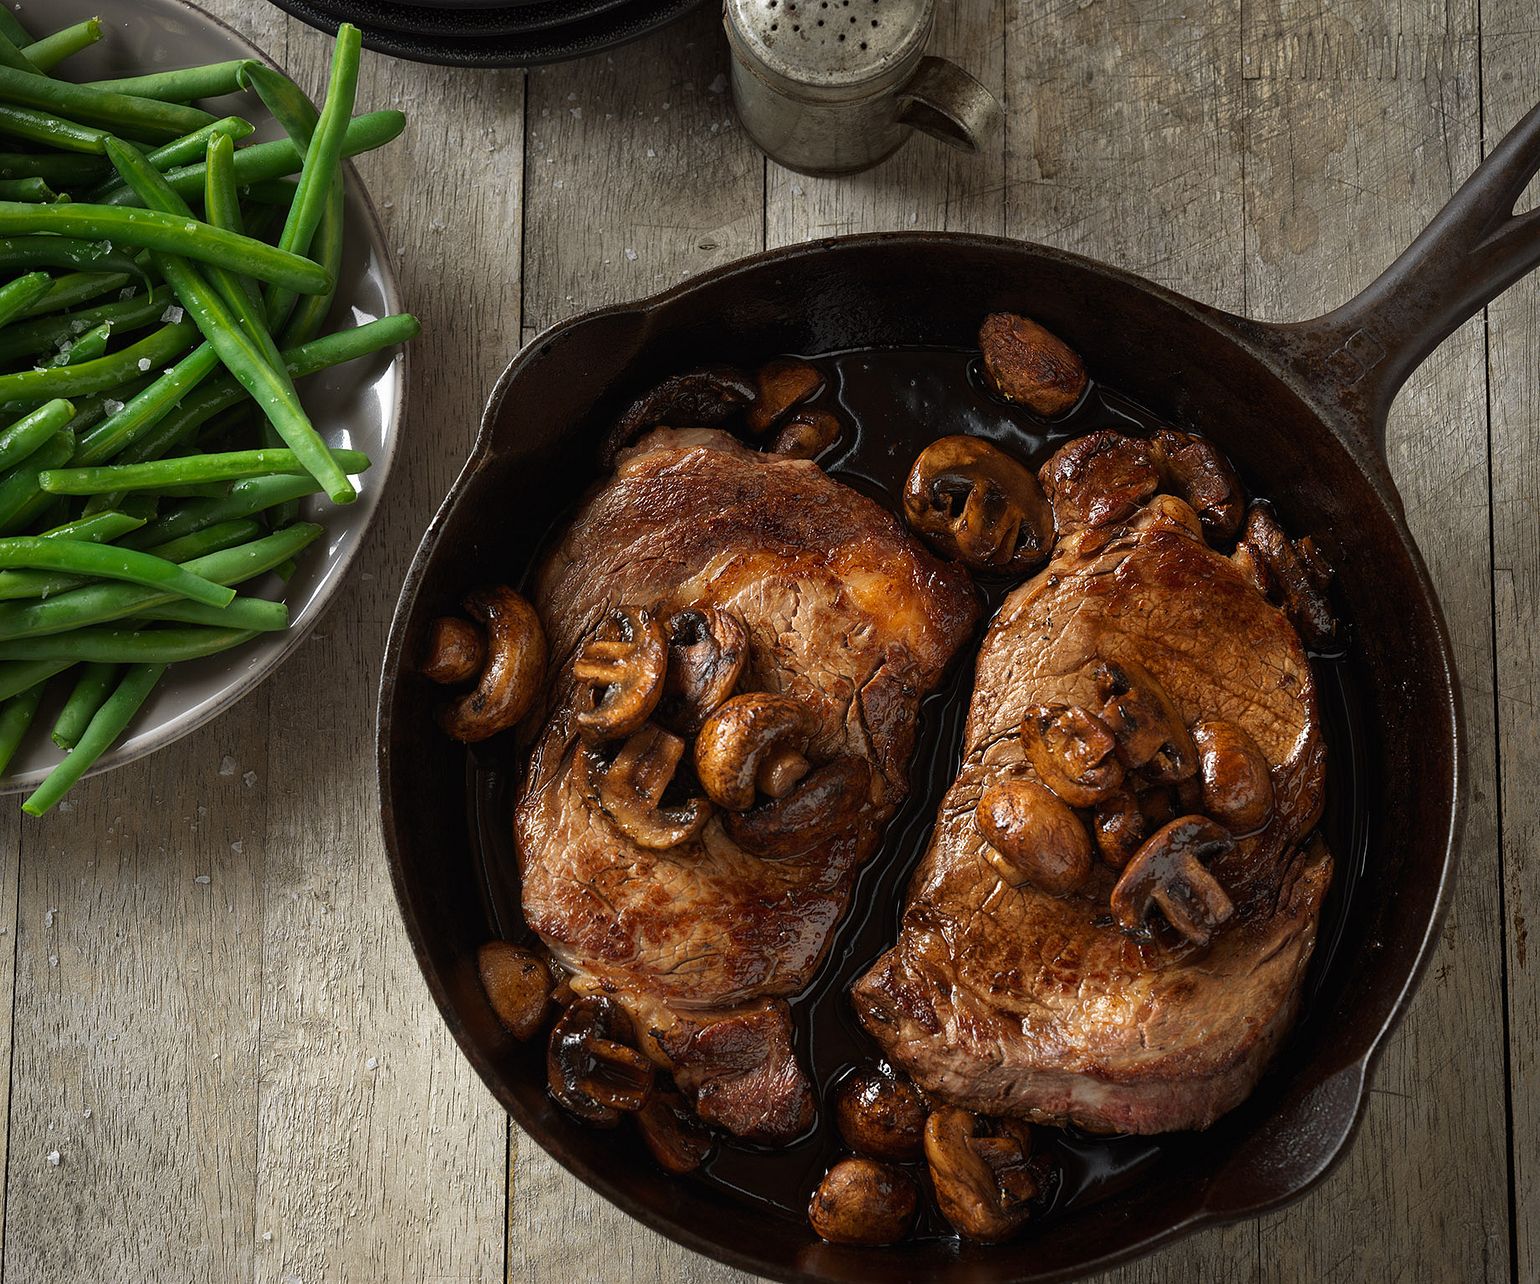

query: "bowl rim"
left=0, top=0, right=407, bottom=795
left=376, top=229, right=1464, bottom=1283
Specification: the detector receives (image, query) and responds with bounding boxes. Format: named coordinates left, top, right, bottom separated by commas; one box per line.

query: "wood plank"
left=1482, top=2, right=1540, bottom=1279
left=1002, top=3, right=1255, bottom=1279
left=510, top=11, right=765, bottom=1281
left=243, top=15, right=518, bottom=1284
left=1237, top=2, right=1509, bottom=1279
left=765, top=2, right=1006, bottom=246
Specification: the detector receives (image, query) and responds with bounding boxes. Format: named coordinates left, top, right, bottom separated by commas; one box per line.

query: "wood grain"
left=1238, top=1, right=1509, bottom=1279
left=1484, top=2, right=1539, bottom=1281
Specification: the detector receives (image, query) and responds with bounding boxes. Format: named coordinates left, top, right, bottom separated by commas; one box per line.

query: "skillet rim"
left=375, top=229, right=1465, bottom=1282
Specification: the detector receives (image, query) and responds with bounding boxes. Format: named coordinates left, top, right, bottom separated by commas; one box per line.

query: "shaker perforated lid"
left=724, top=0, right=934, bottom=91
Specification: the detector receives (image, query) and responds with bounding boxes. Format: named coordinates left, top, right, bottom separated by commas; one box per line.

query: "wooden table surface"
left=1, top=1, right=1530, bottom=1280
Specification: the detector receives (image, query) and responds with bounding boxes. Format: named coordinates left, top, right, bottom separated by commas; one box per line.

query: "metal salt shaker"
left=723, top=0, right=1001, bottom=176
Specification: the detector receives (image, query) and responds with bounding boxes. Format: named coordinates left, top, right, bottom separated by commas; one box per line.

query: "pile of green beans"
left=0, top=16, right=416, bottom=814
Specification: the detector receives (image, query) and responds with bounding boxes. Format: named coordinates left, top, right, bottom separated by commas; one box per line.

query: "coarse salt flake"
left=218, top=754, right=237, bottom=776
left=161, top=305, right=184, bottom=324
left=194, top=874, right=211, bottom=885
left=46, top=1151, right=60, bottom=1167
left=365, top=1057, right=378, bottom=1070
left=137, top=357, right=152, bottom=372
left=624, top=248, right=638, bottom=262
left=103, top=399, right=124, bottom=415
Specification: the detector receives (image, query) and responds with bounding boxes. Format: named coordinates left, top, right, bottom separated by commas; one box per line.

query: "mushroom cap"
left=977, top=312, right=1088, bottom=418
left=477, top=941, right=552, bottom=1040
left=694, top=692, right=816, bottom=811
left=807, top=1157, right=919, bottom=1247
left=746, top=358, right=825, bottom=435
left=546, top=996, right=655, bottom=1126
left=573, top=605, right=668, bottom=743
left=902, top=435, right=1055, bottom=575
left=420, top=616, right=485, bottom=686
left=1151, top=426, right=1245, bottom=543
left=923, top=1107, right=1040, bottom=1243
left=437, top=586, right=548, bottom=743
left=976, top=778, right=1093, bottom=895
left=657, top=606, right=748, bottom=736
left=1020, top=703, right=1124, bottom=807
left=1110, top=814, right=1236, bottom=946
left=587, top=724, right=712, bottom=850
left=833, top=1069, right=927, bottom=1161
left=1193, top=717, right=1275, bottom=832
left=1093, top=656, right=1198, bottom=782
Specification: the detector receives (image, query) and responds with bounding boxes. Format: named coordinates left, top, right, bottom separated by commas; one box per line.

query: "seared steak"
left=516, top=428, right=977, bottom=1141
left=852, top=431, right=1331, bottom=1135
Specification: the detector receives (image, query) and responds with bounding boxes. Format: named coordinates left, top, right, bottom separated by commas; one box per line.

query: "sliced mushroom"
left=477, top=941, right=552, bottom=1040
left=924, top=1107, right=1041, bottom=1243
left=1151, top=427, right=1245, bottom=542
left=1192, top=718, right=1274, bottom=832
left=437, top=587, right=548, bottom=742
left=635, top=1085, right=713, bottom=1174
left=572, top=605, right=668, bottom=743
left=1092, top=788, right=1146, bottom=869
left=746, top=358, right=825, bottom=435
left=902, top=435, right=1055, bottom=574
left=773, top=408, right=843, bottom=459
left=808, top=1157, right=919, bottom=1247
left=586, top=725, right=712, bottom=849
left=1231, top=502, right=1337, bottom=650
left=547, top=997, right=655, bottom=1126
left=420, top=616, right=485, bottom=685
left=834, top=1069, right=927, bottom=1161
left=1093, top=658, right=1197, bottom=782
left=603, top=365, right=756, bottom=462
left=978, top=312, right=1088, bottom=417
left=656, top=606, right=748, bottom=735
left=976, top=778, right=1093, bottom=895
left=1020, top=703, right=1124, bottom=807
left=1110, top=815, right=1235, bottom=947
left=694, top=692, right=816, bottom=811
left=725, top=757, right=871, bottom=858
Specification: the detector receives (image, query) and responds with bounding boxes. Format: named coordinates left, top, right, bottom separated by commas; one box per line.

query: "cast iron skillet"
left=377, top=101, right=1540, bottom=1281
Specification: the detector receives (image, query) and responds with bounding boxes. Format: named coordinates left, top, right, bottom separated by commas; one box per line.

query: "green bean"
left=100, top=110, right=405, bottom=206
left=0, top=102, right=111, bottom=153
left=78, top=116, right=254, bottom=203
left=38, top=512, right=144, bottom=543
left=81, top=60, right=251, bottom=103
left=103, top=140, right=352, bottom=503
left=0, top=64, right=216, bottom=143
left=0, top=286, right=171, bottom=365
left=0, top=31, right=36, bottom=76
left=23, top=662, right=166, bottom=815
left=0, top=320, right=195, bottom=406
left=203, top=133, right=265, bottom=323
left=0, top=398, right=71, bottom=471
left=8, top=515, right=253, bottom=598
left=144, top=518, right=263, bottom=564
left=0, top=201, right=331, bottom=294
left=0, top=521, right=319, bottom=639
left=0, top=176, right=53, bottom=200
left=51, top=660, right=117, bottom=749
left=0, top=9, right=29, bottom=48
left=75, top=342, right=219, bottom=464
left=0, top=659, right=66, bottom=701
left=18, top=269, right=138, bottom=319
left=139, top=594, right=287, bottom=631
left=126, top=473, right=319, bottom=550
left=0, top=398, right=72, bottom=472
left=51, top=321, right=112, bottom=367
left=0, top=269, right=47, bottom=326
left=1, top=625, right=254, bottom=663
left=0, top=538, right=235, bottom=607
left=267, top=25, right=360, bottom=331
left=0, top=676, right=43, bottom=773
left=0, top=152, right=106, bottom=184
left=42, top=446, right=369, bottom=495
left=0, top=426, right=71, bottom=534
left=0, top=235, right=146, bottom=278
left=20, top=19, right=103, bottom=73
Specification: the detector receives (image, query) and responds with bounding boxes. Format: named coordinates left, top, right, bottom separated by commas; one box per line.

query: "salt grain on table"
left=218, top=755, right=237, bottom=777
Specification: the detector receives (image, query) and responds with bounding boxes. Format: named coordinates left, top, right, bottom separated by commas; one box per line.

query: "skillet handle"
left=1267, top=98, right=1540, bottom=452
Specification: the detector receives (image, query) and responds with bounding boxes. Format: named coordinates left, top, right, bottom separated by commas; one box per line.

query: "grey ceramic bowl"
left=0, top=0, right=406, bottom=793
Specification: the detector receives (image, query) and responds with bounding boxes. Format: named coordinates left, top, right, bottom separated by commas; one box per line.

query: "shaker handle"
left=896, top=56, right=1001, bottom=155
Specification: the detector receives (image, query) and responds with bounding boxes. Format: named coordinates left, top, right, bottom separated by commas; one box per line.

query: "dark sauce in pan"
left=467, top=346, right=1371, bottom=1239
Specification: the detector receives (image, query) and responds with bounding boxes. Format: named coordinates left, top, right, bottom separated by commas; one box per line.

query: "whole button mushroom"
left=1093, top=657, right=1197, bottom=782
left=546, top=996, right=655, bottom=1126
left=431, top=586, right=548, bottom=743
left=1092, top=788, right=1146, bottom=869
left=603, top=365, right=756, bottom=463
left=1150, top=426, right=1245, bottom=543
left=833, top=1069, right=927, bottom=1161
left=1020, top=703, right=1124, bottom=807
left=976, top=778, right=1093, bottom=895
left=807, top=1157, right=919, bottom=1247
left=572, top=605, right=669, bottom=743
left=924, top=1107, right=1042, bottom=1243
left=978, top=312, right=1088, bottom=417
left=1110, top=815, right=1236, bottom=947
left=1192, top=718, right=1275, bottom=832
left=419, top=616, right=485, bottom=685
left=477, top=941, right=552, bottom=1040
left=773, top=408, right=843, bottom=459
left=902, top=435, right=1056, bottom=575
